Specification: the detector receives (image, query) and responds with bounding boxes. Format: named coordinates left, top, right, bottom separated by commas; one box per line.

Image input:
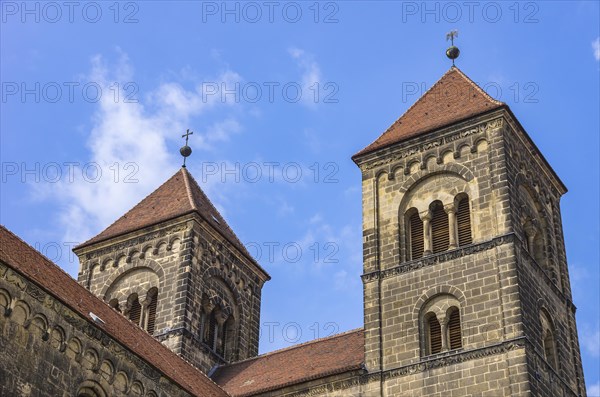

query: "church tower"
left=352, top=65, right=586, bottom=396
left=74, top=167, right=270, bottom=373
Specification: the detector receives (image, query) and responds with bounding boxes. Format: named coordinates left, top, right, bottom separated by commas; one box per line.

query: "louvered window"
left=543, top=332, right=557, bottom=368
left=207, top=312, right=217, bottom=350
left=457, top=197, right=472, bottom=246
left=218, top=322, right=227, bottom=357
left=128, top=296, right=141, bottom=326
left=409, top=212, right=424, bottom=260
left=431, top=203, right=449, bottom=253
left=447, top=308, right=462, bottom=350
left=428, top=315, right=442, bottom=354
left=146, top=293, right=158, bottom=334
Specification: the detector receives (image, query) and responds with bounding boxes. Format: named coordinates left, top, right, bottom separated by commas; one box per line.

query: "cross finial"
left=445, top=30, right=460, bottom=66
left=180, top=129, right=193, bottom=168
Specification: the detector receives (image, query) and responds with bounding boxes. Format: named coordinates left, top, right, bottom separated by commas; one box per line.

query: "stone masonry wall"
left=75, top=214, right=268, bottom=374
left=0, top=262, right=193, bottom=397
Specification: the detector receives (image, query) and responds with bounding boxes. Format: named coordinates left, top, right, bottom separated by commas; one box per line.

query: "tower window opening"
left=456, top=196, right=472, bottom=246
left=431, top=202, right=449, bottom=253
left=409, top=211, right=424, bottom=260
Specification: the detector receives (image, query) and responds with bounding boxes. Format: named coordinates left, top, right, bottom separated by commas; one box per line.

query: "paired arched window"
left=421, top=295, right=463, bottom=356
left=540, top=310, right=558, bottom=369
left=406, top=194, right=472, bottom=260
left=128, top=294, right=142, bottom=325
left=200, top=303, right=235, bottom=359
left=110, top=288, right=158, bottom=334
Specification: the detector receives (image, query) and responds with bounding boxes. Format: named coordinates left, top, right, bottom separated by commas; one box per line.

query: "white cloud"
left=581, top=326, right=600, bottom=358
left=288, top=48, right=323, bottom=107
left=36, top=51, right=243, bottom=258
left=589, top=383, right=600, bottom=397
left=593, top=37, right=600, bottom=61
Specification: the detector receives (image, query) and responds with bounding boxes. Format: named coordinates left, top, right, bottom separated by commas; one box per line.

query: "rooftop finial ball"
left=180, top=145, right=192, bottom=157
left=446, top=46, right=460, bottom=60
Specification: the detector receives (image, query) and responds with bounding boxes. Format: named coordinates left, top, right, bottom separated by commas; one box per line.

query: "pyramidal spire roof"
left=354, top=66, right=505, bottom=159
left=77, top=168, right=252, bottom=260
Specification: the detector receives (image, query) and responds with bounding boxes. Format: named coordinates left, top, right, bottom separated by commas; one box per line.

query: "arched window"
left=205, top=310, right=218, bottom=350
left=430, top=201, right=449, bottom=254
left=456, top=196, right=472, bottom=246
left=426, top=313, right=442, bottom=355
left=77, top=381, right=107, bottom=397
left=408, top=210, right=424, bottom=260
left=421, top=295, right=463, bottom=356
left=146, top=288, right=158, bottom=334
left=447, top=307, right=462, bottom=350
left=222, top=315, right=236, bottom=360
left=108, top=298, right=121, bottom=313
left=128, top=294, right=141, bottom=326
left=540, top=310, right=558, bottom=369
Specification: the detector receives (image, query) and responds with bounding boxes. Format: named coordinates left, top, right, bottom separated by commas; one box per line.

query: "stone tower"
left=74, top=167, right=270, bottom=372
left=352, top=67, right=586, bottom=396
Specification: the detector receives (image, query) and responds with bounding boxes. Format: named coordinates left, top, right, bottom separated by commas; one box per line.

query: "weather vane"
left=180, top=129, right=193, bottom=168
left=446, top=30, right=460, bottom=66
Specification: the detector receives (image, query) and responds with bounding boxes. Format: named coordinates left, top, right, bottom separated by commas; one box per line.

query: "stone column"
left=439, top=313, right=449, bottom=352
left=215, top=311, right=229, bottom=355
left=422, top=211, right=432, bottom=255
left=445, top=204, right=457, bottom=249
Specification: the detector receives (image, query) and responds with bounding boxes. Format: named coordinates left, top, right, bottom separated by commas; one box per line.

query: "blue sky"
left=1, top=0, right=598, bottom=393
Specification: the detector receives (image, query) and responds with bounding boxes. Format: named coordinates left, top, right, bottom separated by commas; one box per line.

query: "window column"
left=421, top=211, right=432, bottom=256
left=445, top=204, right=458, bottom=249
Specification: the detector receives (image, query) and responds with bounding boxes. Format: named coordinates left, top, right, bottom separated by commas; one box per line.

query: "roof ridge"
left=222, top=328, right=364, bottom=367
left=451, top=66, right=504, bottom=106
left=353, top=66, right=505, bottom=159
left=75, top=169, right=182, bottom=248
left=393, top=66, right=457, bottom=125
left=385, top=66, right=503, bottom=137
left=183, top=170, right=258, bottom=262
left=181, top=167, right=199, bottom=211
left=0, top=225, right=79, bottom=283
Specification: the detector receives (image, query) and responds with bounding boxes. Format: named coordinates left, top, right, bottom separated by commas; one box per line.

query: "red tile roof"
left=354, top=66, right=504, bottom=159
left=76, top=168, right=266, bottom=276
left=0, top=225, right=230, bottom=397
left=211, top=329, right=365, bottom=396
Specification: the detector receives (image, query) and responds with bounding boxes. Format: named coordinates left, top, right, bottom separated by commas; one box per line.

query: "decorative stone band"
left=361, top=233, right=514, bottom=282
left=360, top=117, right=504, bottom=171
left=361, top=233, right=575, bottom=310
left=277, top=337, right=579, bottom=397
left=382, top=337, right=527, bottom=380
left=83, top=223, right=189, bottom=260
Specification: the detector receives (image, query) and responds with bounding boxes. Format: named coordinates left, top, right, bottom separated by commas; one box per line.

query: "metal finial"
left=446, top=30, right=460, bottom=65
left=180, top=129, right=193, bottom=167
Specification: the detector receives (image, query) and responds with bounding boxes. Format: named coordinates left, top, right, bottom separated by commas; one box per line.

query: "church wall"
left=502, top=119, right=586, bottom=396
left=381, top=349, right=530, bottom=396
left=0, top=262, right=193, bottom=397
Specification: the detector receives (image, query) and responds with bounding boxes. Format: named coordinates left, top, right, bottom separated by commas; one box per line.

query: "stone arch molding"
left=101, top=260, right=164, bottom=301
left=413, top=285, right=467, bottom=319
left=201, top=266, right=243, bottom=305
left=398, top=163, right=475, bottom=193
left=397, top=171, right=476, bottom=216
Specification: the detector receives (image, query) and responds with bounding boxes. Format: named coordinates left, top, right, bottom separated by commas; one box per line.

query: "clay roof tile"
left=354, top=66, right=504, bottom=159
